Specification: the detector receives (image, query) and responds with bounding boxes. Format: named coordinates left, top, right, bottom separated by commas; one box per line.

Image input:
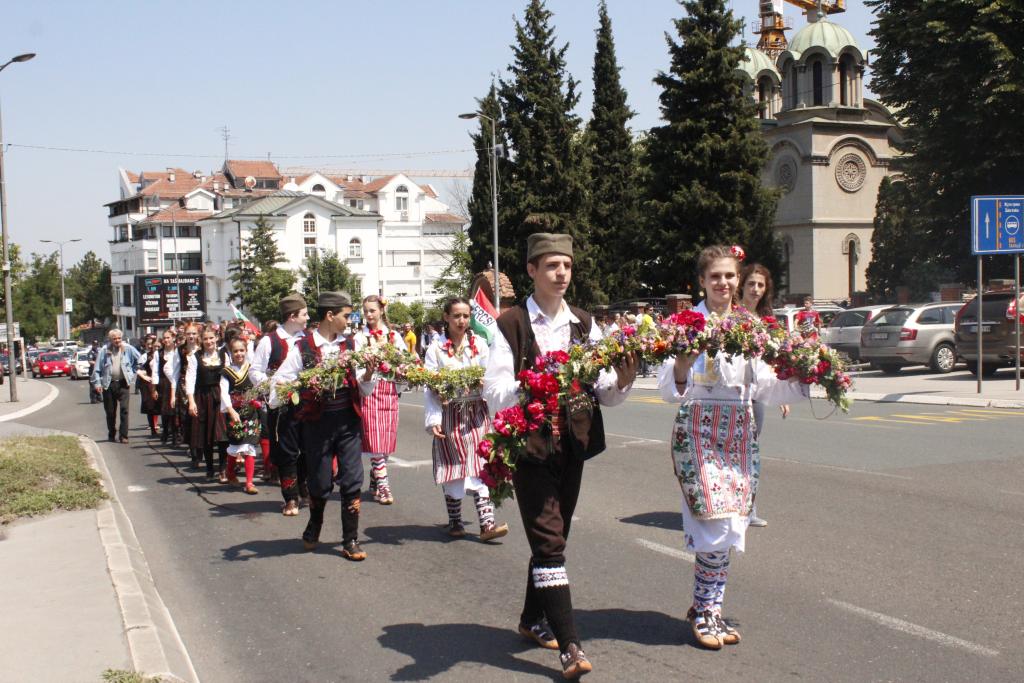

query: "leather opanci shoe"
left=340, top=540, right=367, bottom=561
left=518, top=620, right=559, bottom=650
left=559, top=642, right=592, bottom=679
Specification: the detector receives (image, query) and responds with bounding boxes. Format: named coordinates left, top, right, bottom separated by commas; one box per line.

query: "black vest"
left=192, top=350, right=224, bottom=391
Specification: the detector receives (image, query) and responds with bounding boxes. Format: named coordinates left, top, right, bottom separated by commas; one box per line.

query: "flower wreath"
left=730, top=245, right=746, bottom=262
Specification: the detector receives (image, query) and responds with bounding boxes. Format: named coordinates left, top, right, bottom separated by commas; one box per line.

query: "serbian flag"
left=470, top=287, right=498, bottom=344
left=230, top=303, right=261, bottom=337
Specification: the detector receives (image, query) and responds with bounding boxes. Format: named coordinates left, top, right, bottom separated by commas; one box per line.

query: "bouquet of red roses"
left=766, top=331, right=853, bottom=412
left=228, top=386, right=265, bottom=441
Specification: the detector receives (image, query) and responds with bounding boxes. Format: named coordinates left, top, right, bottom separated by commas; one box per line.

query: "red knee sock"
left=244, top=455, right=256, bottom=487
left=226, top=455, right=239, bottom=482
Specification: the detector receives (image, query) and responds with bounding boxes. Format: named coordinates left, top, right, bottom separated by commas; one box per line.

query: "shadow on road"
left=363, top=524, right=455, bottom=547
left=617, top=511, right=682, bottom=531
left=378, top=622, right=554, bottom=680
left=221, top=536, right=310, bottom=562
left=576, top=607, right=709, bottom=649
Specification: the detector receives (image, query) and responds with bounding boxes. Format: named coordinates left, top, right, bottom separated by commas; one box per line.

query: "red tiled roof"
left=476, top=270, right=516, bottom=301
left=425, top=212, right=466, bottom=224
left=423, top=184, right=438, bottom=198
left=138, top=206, right=213, bottom=224
left=125, top=171, right=140, bottom=183
left=343, top=189, right=371, bottom=199
left=362, top=174, right=400, bottom=192
left=139, top=176, right=204, bottom=198
left=225, top=160, right=281, bottom=179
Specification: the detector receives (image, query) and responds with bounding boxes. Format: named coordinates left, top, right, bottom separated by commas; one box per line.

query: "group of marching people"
left=94, top=230, right=806, bottom=679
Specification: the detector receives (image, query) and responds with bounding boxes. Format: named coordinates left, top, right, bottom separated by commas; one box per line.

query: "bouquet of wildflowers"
left=426, top=366, right=487, bottom=402
left=227, top=383, right=266, bottom=441
left=766, top=331, right=853, bottom=411
left=351, top=343, right=420, bottom=383
left=282, top=351, right=356, bottom=421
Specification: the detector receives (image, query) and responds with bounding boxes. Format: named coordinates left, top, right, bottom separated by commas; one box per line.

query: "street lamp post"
left=41, top=238, right=80, bottom=339
left=459, top=111, right=501, bottom=314
left=0, top=52, right=36, bottom=402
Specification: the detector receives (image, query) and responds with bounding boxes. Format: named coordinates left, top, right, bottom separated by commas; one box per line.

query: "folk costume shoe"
left=446, top=520, right=467, bottom=538
left=478, top=521, right=509, bottom=542
left=302, top=497, right=327, bottom=550
left=559, top=643, right=592, bottom=679
left=687, top=608, right=723, bottom=650
left=714, top=614, right=741, bottom=645
left=518, top=619, right=559, bottom=650
left=340, top=540, right=367, bottom=561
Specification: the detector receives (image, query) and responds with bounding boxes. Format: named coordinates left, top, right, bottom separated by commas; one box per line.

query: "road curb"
left=810, top=388, right=1024, bottom=409
left=0, top=379, right=59, bottom=422
left=81, top=436, right=199, bottom=683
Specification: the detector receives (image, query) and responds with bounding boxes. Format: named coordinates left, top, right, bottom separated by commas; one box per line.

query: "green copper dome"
left=736, top=47, right=780, bottom=81
left=787, top=19, right=861, bottom=59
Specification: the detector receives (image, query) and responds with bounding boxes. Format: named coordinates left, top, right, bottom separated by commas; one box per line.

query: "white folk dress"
left=658, top=301, right=808, bottom=554
left=423, top=333, right=490, bottom=496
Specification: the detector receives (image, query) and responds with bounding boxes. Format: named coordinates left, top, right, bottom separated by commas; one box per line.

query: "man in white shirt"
left=271, top=291, right=375, bottom=562
left=249, top=292, right=309, bottom=516
left=483, top=232, right=637, bottom=679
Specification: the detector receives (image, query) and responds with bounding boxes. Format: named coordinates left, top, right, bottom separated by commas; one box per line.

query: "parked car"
left=0, top=353, right=24, bottom=376
left=773, top=305, right=844, bottom=332
left=33, top=351, right=70, bottom=378
left=819, top=305, right=892, bottom=361
left=70, top=350, right=93, bottom=380
left=859, top=302, right=963, bottom=374
left=954, top=290, right=1024, bottom=376
left=26, top=348, right=42, bottom=370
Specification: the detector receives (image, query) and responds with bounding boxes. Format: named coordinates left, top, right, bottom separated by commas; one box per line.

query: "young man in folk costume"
left=270, top=292, right=376, bottom=561
left=482, top=233, right=638, bottom=679
left=250, top=292, right=310, bottom=516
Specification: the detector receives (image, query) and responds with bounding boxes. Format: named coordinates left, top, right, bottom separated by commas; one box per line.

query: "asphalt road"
left=24, top=378, right=1024, bottom=682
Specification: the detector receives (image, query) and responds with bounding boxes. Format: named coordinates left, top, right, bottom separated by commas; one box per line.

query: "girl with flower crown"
left=356, top=294, right=402, bottom=505
left=658, top=244, right=808, bottom=651
left=423, top=296, right=508, bottom=541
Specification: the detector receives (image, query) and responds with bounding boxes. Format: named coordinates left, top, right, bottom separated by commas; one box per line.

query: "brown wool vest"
left=495, top=301, right=606, bottom=463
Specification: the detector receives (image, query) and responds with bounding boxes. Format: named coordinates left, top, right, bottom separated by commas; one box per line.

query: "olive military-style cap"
left=279, top=292, right=307, bottom=320
left=526, top=232, right=573, bottom=262
left=317, top=291, right=352, bottom=309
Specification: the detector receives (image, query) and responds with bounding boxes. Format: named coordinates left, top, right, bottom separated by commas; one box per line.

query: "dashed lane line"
left=635, top=538, right=695, bottom=563
left=762, top=456, right=913, bottom=480
left=388, top=457, right=432, bottom=468
left=827, top=599, right=999, bottom=657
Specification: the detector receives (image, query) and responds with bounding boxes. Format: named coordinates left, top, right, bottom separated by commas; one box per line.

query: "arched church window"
left=790, top=66, right=799, bottom=108
left=839, top=61, right=849, bottom=106
left=757, top=77, right=771, bottom=118
left=812, top=60, right=823, bottom=106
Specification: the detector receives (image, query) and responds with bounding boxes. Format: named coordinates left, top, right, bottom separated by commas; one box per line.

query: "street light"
left=459, top=111, right=501, bottom=314
left=0, top=52, right=35, bottom=402
left=40, top=238, right=80, bottom=340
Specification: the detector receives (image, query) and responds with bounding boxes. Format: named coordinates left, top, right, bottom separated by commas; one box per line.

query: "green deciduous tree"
left=13, top=252, right=61, bottom=342
left=643, top=0, right=780, bottom=296
left=300, top=249, right=361, bottom=312
left=866, top=0, right=1024, bottom=284
left=66, top=251, right=112, bottom=326
left=433, top=229, right=474, bottom=302
left=584, top=1, right=643, bottom=302
left=228, top=215, right=296, bottom=324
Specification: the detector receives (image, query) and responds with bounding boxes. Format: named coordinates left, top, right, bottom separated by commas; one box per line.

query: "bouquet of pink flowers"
left=351, top=343, right=420, bottom=384
left=280, top=352, right=356, bottom=421
left=227, top=385, right=265, bottom=441
left=767, top=331, right=853, bottom=412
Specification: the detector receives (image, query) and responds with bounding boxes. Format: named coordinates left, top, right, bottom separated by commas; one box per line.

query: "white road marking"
left=635, top=538, right=695, bottom=563
left=0, top=380, right=59, bottom=422
left=388, top=457, right=432, bottom=468
left=998, top=489, right=1024, bottom=497
left=126, top=485, right=148, bottom=493
left=827, top=599, right=999, bottom=657
left=762, top=456, right=913, bottom=480
left=606, top=431, right=668, bottom=444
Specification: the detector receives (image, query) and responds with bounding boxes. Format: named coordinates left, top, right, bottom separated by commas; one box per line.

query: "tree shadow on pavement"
left=362, top=524, right=456, bottom=547
left=378, top=622, right=556, bottom=680
left=617, top=511, right=682, bottom=531
left=221, top=536, right=312, bottom=562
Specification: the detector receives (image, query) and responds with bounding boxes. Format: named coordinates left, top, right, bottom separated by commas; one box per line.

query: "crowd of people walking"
left=86, top=233, right=810, bottom=679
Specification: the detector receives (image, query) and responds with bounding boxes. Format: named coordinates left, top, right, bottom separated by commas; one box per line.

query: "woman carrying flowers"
left=424, top=297, right=508, bottom=541
left=220, top=336, right=261, bottom=495
left=659, top=245, right=808, bottom=651
left=356, top=294, right=402, bottom=505
left=186, top=324, right=227, bottom=481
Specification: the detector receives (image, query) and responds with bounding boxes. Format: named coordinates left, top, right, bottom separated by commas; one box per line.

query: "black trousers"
left=103, top=378, right=131, bottom=439
left=270, top=407, right=307, bottom=502
left=301, top=407, right=363, bottom=500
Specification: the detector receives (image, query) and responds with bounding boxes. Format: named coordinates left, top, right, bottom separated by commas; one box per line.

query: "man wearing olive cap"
left=483, top=232, right=638, bottom=678
left=249, top=292, right=310, bottom=516
left=271, top=291, right=376, bottom=561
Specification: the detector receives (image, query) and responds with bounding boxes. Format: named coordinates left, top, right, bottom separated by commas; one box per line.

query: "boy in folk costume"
left=483, top=233, right=638, bottom=679
left=356, top=295, right=402, bottom=505
left=249, top=292, right=309, bottom=516
left=423, top=297, right=508, bottom=541
left=270, top=292, right=376, bottom=561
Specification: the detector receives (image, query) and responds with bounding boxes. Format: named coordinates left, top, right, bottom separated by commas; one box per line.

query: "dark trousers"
left=302, top=407, right=363, bottom=500
left=103, top=378, right=131, bottom=439
left=513, top=445, right=585, bottom=629
left=270, top=407, right=307, bottom=503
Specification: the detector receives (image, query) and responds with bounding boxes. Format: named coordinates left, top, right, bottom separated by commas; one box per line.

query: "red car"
left=34, top=352, right=70, bottom=378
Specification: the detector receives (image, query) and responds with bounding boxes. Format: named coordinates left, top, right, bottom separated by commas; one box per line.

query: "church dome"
left=736, top=47, right=780, bottom=82
left=787, top=19, right=862, bottom=60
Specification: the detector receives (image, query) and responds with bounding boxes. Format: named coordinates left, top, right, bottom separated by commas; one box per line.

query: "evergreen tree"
left=498, top=0, right=598, bottom=305
left=300, top=249, right=361, bottom=312
left=643, top=0, right=779, bottom=296
left=867, top=0, right=1024, bottom=283
left=433, top=229, right=475, bottom=302
left=228, top=215, right=296, bottom=324
left=465, top=84, right=508, bottom=277
left=66, top=251, right=112, bottom=326
left=585, top=1, right=642, bottom=302
left=866, top=176, right=914, bottom=299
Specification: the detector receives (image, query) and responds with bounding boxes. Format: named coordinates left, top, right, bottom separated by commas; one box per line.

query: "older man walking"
left=91, top=329, right=141, bottom=443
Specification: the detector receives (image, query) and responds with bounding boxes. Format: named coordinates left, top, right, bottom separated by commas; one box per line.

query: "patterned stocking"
left=471, top=491, right=495, bottom=529
left=532, top=563, right=578, bottom=653
left=444, top=495, right=462, bottom=524
left=693, top=551, right=731, bottom=614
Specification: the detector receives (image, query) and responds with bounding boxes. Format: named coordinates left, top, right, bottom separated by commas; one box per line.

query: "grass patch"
left=101, top=669, right=162, bottom=683
left=0, top=436, right=107, bottom=524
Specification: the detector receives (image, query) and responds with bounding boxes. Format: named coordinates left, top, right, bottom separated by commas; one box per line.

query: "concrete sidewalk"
left=0, top=375, right=60, bottom=421
left=633, top=364, right=1024, bottom=408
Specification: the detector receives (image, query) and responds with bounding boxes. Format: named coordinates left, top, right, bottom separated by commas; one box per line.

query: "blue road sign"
left=972, top=195, right=1024, bottom=254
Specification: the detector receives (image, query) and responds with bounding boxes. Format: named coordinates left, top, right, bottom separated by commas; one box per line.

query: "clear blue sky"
left=0, top=0, right=876, bottom=267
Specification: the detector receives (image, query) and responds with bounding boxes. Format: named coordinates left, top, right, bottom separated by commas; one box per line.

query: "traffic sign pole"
left=1016, top=255, right=1021, bottom=392
left=977, top=256, right=983, bottom=395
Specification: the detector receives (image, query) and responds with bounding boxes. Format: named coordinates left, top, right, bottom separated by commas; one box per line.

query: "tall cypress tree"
left=465, top=84, right=507, bottom=278
left=498, top=0, right=597, bottom=305
left=228, top=215, right=296, bottom=323
left=643, top=0, right=779, bottom=296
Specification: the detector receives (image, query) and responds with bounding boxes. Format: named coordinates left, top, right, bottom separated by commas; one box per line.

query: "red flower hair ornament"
left=730, top=245, right=746, bottom=262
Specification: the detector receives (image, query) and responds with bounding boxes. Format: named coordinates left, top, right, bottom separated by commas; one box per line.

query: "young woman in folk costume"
left=136, top=334, right=160, bottom=437
left=221, top=337, right=260, bottom=494
left=186, top=325, right=228, bottom=480
left=658, top=245, right=809, bottom=650
left=357, top=294, right=402, bottom=505
left=423, top=297, right=508, bottom=541
left=151, top=328, right=181, bottom=446
left=738, top=262, right=790, bottom=528
left=175, top=322, right=201, bottom=458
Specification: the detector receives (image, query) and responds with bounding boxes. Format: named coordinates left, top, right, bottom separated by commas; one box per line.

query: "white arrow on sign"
left=985, top=212, right=990, bottom=239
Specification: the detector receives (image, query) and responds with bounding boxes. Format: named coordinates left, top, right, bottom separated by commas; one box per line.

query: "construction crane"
left=753, top=0, right=845, bottom=59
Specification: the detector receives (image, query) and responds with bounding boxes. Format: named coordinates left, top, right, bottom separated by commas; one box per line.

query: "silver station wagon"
left=859, top=302, right=963, bottom=374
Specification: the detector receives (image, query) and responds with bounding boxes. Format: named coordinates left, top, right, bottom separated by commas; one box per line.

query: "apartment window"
left=122, top=284, right=133, bottom=306
left=146, top=251, right=158, bottom=272
left=348, top=199, right=365, bottom=210
left=303, top=212, right=317, bottom=258
left=117, top=226, right=129, bottom=241
left=164, top=254, right=177, bottom=271
left=395, top=184, right=409, bottom=212
left=311, top=183, right=326, bottom=196
left=179, top=253, right=201, bottom=271
left=162, top=226, right=173, bottom=237
left=349, top=238, right=362, bottom=258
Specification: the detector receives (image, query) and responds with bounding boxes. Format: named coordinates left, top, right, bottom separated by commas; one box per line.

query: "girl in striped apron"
left=423, top=297, right=508, bottom=541
left=357, top=295, right=401, bottom=505
left=658, top=245, right=808, bottom=650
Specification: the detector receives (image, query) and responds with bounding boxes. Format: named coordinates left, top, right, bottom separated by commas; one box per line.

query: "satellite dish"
left=244, top=176, right=257, bottom=189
